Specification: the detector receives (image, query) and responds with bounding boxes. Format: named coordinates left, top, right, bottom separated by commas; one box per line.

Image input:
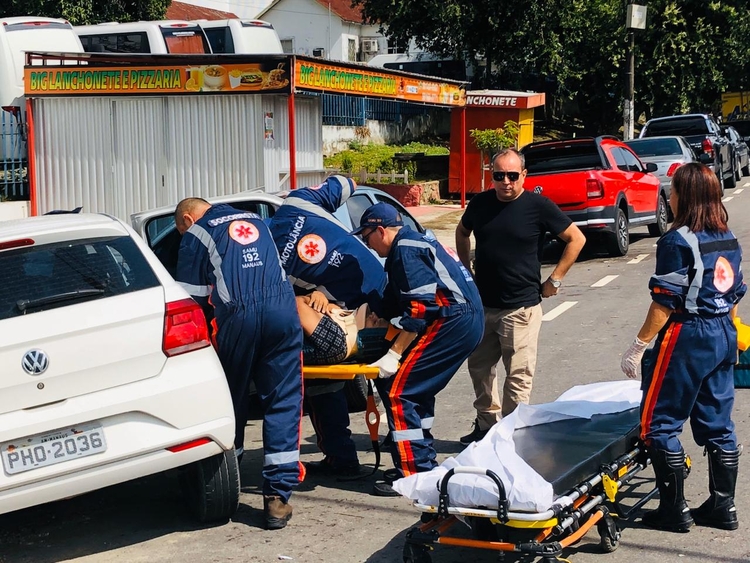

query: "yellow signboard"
left=295, top=58, right=464, bottom=106
left=25, top=61, right=292, bottom=96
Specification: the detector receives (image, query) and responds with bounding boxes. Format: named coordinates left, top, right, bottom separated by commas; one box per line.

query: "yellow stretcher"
left=302, top=363, right=383, bottom=474
left=402, top=408, right=662, bottom=563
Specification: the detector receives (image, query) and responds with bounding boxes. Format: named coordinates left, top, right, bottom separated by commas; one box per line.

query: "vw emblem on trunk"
left=22, top=349, right=49, bottom=376
left=533, top=185, right=543, bottom=194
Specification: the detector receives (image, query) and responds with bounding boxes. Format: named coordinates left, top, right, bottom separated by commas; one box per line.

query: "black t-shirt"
left=461, top=190, right=572, bottom=309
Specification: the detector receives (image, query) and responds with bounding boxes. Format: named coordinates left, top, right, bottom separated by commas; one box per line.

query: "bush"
left=325, top=142, right=449, bottom=182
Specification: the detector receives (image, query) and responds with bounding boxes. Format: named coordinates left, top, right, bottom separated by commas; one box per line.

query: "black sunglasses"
left=361, top=228, right=378, bottom=245
left=492, top=171, right=521, bottom=182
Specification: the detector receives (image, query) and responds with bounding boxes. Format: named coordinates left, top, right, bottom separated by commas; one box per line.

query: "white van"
left=75, top=21, right=211, bottom=55
left=196, top=19, right=282, bottom=54
left=0, top=16, right=84, bottom=109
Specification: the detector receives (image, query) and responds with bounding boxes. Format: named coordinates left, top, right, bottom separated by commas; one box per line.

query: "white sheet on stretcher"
left=393, top=380, right=642, bottom=513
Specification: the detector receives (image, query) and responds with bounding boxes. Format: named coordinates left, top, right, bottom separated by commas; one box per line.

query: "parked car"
left=131, top=184, right=432, bottom=412
left=639, top=113, right=735, bottom=191
left=725, top=119, right=750, bottom=143
left=624, top=136, right=697, bottom=202
left=76, top=21, right=212, bottom=54
left=520, top=136, right=665, bottom=257
left=195, top=19, right=283, bottom=54
left=724, top=125, right=749, bottom=178
left=0, top=213, right=239, bottom=522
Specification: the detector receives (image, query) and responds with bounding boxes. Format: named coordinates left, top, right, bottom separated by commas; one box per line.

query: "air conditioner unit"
left=361, top=39, right=379, bottom=53
left=312, top=47, right=326, bottom=58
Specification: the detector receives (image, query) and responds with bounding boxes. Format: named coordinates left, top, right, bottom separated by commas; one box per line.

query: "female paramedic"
left=621, top=162, right=746, bottom=533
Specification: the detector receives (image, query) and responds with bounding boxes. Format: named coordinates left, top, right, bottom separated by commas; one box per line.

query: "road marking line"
left=722, top=196, right=734, bottom=202
left=542, top=301, right=578, bottom=322
left=628, top=254, right=649, bottom=264
left=591, top=275, right=618, bottom=288
left=735, top=188, right=744, bottom=194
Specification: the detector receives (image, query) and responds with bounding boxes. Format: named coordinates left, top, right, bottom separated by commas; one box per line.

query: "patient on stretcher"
left=296, top=293, right=392, bottom=365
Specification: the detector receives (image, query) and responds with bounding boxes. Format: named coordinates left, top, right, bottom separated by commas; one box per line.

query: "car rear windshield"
left=522, top=141, right=603, bottom=174
left=643, top=117, right=708, bottom=137
left=0, top=235, right=160, bottom=320
left=625, top=138, right=682, bottom=157
left=728, top=121, right=750, bottom=137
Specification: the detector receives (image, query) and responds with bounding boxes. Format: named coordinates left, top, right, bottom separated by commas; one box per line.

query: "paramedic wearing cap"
left=175, top=198, right=303, bottom=531
left=269, top=175, right=387, bottom=476
left=353, top=202, right=484, bottom=496
left=621, top=163, right=746, bottom=533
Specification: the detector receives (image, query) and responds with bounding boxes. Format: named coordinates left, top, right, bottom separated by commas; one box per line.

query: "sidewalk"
left=405, top=202, right=466, bottom=249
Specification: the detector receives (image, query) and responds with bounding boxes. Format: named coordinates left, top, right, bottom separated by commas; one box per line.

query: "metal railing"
left=1, top=109, right=29, bottom=201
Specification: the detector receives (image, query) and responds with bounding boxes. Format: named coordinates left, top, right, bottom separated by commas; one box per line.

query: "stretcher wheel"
left=403, top=543, right=432, bottom=563
left=597, top=514, right=621, bottom=553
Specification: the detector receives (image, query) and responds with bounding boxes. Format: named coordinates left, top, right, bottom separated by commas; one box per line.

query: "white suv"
left=0, top=213, right=239, bottom=522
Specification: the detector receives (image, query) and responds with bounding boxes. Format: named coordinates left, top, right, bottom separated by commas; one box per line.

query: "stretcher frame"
left=402, top=443, right=659, bottom=563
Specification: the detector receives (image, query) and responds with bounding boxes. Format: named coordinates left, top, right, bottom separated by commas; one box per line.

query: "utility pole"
left=624, top=3, right=647, bottom=140
left=625, top=31, right=635, bottom=140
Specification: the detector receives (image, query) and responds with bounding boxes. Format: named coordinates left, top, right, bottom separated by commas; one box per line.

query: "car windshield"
left=0, top=236, right=159, bottom=320
left=625, top=138, right=681, bottom=157
left=643, top=117, right=708, bottom=136
left=728, top=121, right=750, bottom=137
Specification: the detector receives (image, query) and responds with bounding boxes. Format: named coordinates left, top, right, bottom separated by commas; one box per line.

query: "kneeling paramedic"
left=175, top=198, right=304, bottom=530
left=269, top=176, right=387, bottom=476
left=351, top=202, right=484, bottom=496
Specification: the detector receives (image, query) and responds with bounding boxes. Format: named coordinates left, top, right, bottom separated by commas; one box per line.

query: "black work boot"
left=692, top=446, right=740, bottom=531
left=459, top=418, right=489, bottom=445
left=264, top=495, right=293, bottom=530
left=642, top=448, right=694, bottom=533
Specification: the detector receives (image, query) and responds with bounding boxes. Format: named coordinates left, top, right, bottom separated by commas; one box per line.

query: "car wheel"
left=743, top=161, right=750, bottom=177
left=648, top=193, right=668, bottom=237
left=724, top=161, right=737, bottom=190
left=344, top=374, right=369, bottom=413
left=184, top=449, right=240, bottom=523
left=606, top=207, right=629, bottom=257
left=735, top=158, right=742, bottom=181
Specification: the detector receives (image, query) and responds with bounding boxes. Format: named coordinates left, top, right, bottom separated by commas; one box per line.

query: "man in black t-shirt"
left=455, top=148, right=586, bottom=444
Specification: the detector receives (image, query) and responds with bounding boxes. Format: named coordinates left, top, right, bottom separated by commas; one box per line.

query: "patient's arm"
left=296, top=295, right=324, bottom=337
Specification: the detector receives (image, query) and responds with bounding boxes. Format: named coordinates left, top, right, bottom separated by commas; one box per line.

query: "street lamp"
left=624, top=3, right=647, bottom=141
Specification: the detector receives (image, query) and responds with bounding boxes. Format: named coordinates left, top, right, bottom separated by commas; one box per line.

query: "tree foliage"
left=0, top=0, right=171, bottom=25
left=354, top=0, right=750, bottom=133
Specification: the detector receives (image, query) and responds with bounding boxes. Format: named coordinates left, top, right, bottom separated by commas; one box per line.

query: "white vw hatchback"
left=0, top=213, right=239, bottom=522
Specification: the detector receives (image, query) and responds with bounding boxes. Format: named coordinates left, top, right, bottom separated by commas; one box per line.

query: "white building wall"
left=32, top=94, right=274, bottom=221
left=263, top=0, right=344, bottom=59
left=262, top=94, right=324, bottom=191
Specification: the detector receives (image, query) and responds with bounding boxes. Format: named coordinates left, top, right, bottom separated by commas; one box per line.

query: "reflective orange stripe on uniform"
left=640, top=322, right=682, bottom=443
left=389, top=318, right=445, bottom=476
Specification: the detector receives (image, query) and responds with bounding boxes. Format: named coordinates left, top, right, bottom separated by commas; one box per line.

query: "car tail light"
left=666, top=163, right=681, bottom=177
left=167, top=438, right=212, bottom=453
left=163, top=298, right=211, bottom=357
left=0, top=238, right=34, bottom=251
left=702, top=138, right=714, bottom=158
left=586, top=179, right=604, bottom=198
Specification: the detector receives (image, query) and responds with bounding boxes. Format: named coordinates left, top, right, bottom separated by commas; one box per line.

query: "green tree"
left=354, top=0, right=750, bottom=133
left=0, top=0, right=171, bottom=25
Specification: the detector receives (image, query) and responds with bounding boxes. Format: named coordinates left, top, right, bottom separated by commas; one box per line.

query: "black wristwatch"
left=548, top=277, right=562, bottom=289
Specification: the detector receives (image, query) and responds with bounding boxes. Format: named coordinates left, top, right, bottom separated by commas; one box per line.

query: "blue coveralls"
left=269, top=176, right=387, bottom=466
left=378, top=226, right=484, bottom=476
left=642, top=226, right=746, bottom=454
left=176, top=204, right=304, bottom=501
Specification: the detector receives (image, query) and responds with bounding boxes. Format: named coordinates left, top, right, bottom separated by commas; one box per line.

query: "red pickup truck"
left=520, top=136, right=667, bottom=256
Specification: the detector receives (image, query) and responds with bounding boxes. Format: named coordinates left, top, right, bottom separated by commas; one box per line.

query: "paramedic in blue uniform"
left=174, top=197, right=304, bottom=531
left=621, top=163, right=746, bottom=533
left=269, top=175, right=387, bottom=476
left=352, top=202, right=484, bottom=496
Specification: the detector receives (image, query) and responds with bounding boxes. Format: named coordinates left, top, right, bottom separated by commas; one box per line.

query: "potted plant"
left=470, top=121, right=519, bottom=191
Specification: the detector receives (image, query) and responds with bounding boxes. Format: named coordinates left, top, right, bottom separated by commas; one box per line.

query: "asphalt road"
left=2, top=184, right=750, bottom=563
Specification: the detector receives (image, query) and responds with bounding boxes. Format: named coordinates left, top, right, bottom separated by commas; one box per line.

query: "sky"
left=175, top=0, right=274, bottom=19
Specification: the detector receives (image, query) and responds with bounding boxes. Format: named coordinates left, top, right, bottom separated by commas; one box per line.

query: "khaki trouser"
left=467, top=304, right=543, bottom=429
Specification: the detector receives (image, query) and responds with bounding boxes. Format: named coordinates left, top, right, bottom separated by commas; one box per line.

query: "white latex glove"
left=621, top=337, right=649, bottom=379
left=369, top=349, right=402, bottom=379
